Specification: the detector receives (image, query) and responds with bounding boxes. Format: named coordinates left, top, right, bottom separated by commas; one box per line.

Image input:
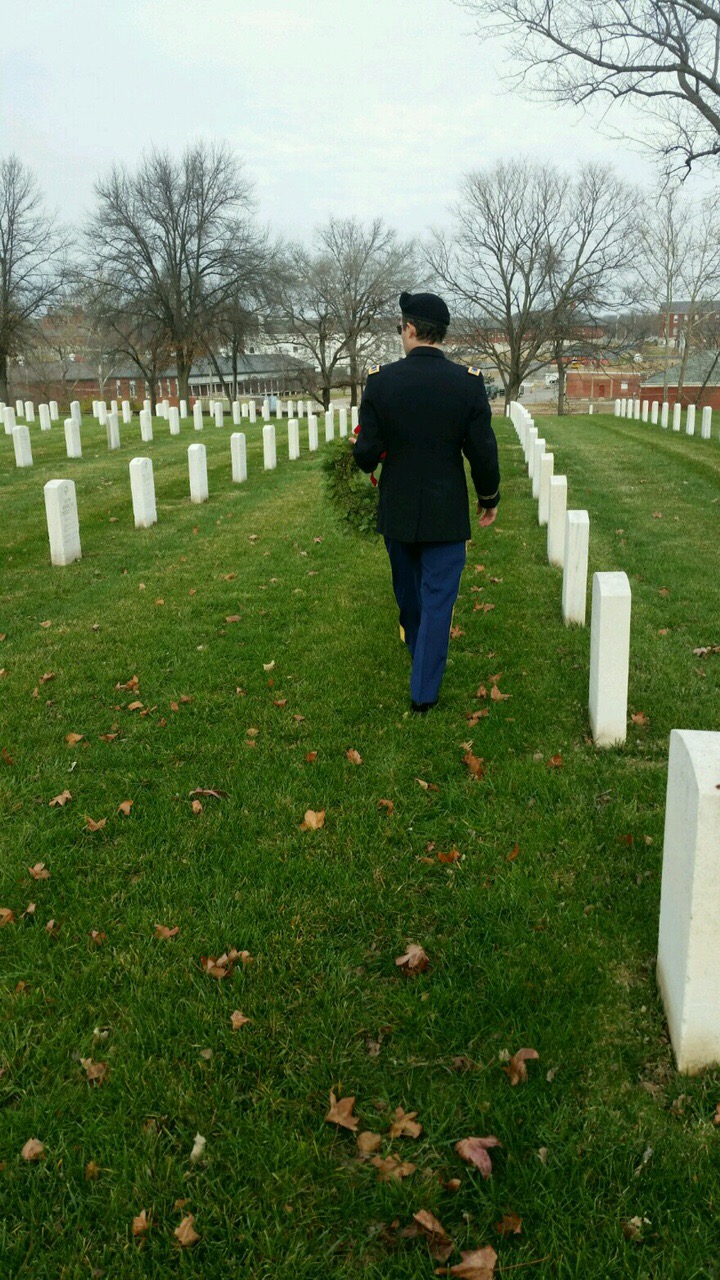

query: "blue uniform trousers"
left=384, top=538, right=467, bottom=704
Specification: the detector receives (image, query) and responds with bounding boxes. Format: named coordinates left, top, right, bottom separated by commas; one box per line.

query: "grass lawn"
left=0, top=409, right=719, bottom=1279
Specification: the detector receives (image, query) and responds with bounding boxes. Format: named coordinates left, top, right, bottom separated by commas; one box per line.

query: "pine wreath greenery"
left=322, top=438, right=379, bottom=537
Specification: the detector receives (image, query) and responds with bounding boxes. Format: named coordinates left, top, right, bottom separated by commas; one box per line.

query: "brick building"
left=565, top=369, right=642, bottom=402
left=640, top=353, right=720, bottom=409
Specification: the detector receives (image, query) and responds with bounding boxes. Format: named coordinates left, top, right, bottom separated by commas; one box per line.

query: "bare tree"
left=544, top=165, right=640, bottom=412
left=86, top=142, right=258, bottom=404
left=674, top=199, right=720, bottom=398
left=459, top=0, right=720, bottom=173
left=635, top=190, right=691, bottom=399
left=317, top=218, right=416, bottom=405
left=0, top=155, right=70, bottom=402
left=276, top=244, right=349, bottom=410
left=427, top=160, right=569, bottom=401
left=203, top=225, right=284, bottom=401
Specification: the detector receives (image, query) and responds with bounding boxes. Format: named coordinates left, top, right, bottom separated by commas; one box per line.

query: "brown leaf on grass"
left=503, top=1047, right=539, bottom=1085
left=293, top=713, right=306, bottom=722
left=189, top=787, right=228, bottom=799
left=2, top=747, right=15, bottom=765
left=490, top=684, right=510, bottom=702
left=99, top=732, right=118, bottom=742
left=236, top=687, right=247, bottom=696
left=346, top=748, right=363, bottom=765
left=273, top=698, right=287, bottom=708
left=463, top=752, right=485, bottom=780
left=263, top=661, right=275, bottom=672
left=81, top=1058, right=109, bottom=1084
left=191, top=799, right=203, bottom=815
left=450, top=626, right=465, bottom=639
left=84, top=815, right=107, bottom=832
left=39, top=672, right=55, bottom=684
left=230, top=1010, right=251, bottom=1030
left=413, top=1209, right=454, bottom=1263
left=0, top=907, right=15, bottom=927
left=489, top=576, right=503, bottom=584
left=154, top=599, right=164, bottom=606
left=712, top=1102, right=720, bottom=1125
left=389, top=1107, right=422, bottom=1139
left=325, top=1090, right=358, bottom=1131
left=438, top=848, right=461, bottom=864
left=631, top=711, right=650, bottom=727
left=117, top=800, right=133, bottom=816
left=85, top=1160, right=101, bottom=1180
left=132, top=1209, right=151, bottom=1237
left=357, top=1131, right=382, bottom=1156
left=115, top=675, right=139, bottom=691
left=395, top=944, right=430, bottom=975
left=226, top=615, right=241, bottom=624
left=127, top=701, right=144, bottom=712
left=39, top=620, right=52, bottom=629
left=45, top=918, right=60, bottom=936
left=305, top=751, right=318, bottom=762
left=372, top=1154, right=417, bottom=1181
left=547, top=754, right=563, bottom=768
left=474, top=564, right=485, bottom=573
left=466, top=709, right=489, bottom=726
left=170, top=701, right=179, bottom=712
left=49, top=790, right=72, bottom=808
left=659, top=587, right=670, bottom=597
left=443, top=1245, right=498, bottom=1278
left=507, top=844, right=520, bottom=862
left=180, top=694, right=193, bottom=704
left=175, top=1214, right=200, bottom=1247
left=416, top=778, right=439, bottom=792
left=455, top=1136, right=502, bottom=1179
left=28, top=862, right=50, bottom=880
left=300, top=808, right=326, bottom=830
left=22, top=902, right=36, bottom=918
left=378, top=799, right=394, bottom=815
left=222, top=572, right=236, bottom=581
left=495, top=1212, right=522, bottom=1236
left=88, top=929, right=107, bottom=945
left=154, top=924, right=179, bottom=939
left=21, top=1138, right=46, bottom=1162
left=65, top=732, right=84, bottom=746
left=201, top=949, right=251, bottom=980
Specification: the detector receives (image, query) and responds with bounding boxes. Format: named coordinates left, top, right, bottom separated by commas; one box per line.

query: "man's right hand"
left=477, top=506, right=498, bottom=528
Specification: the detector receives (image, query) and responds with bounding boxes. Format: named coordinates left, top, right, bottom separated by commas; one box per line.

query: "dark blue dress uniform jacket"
left=352, top=346, right=500, bottom=543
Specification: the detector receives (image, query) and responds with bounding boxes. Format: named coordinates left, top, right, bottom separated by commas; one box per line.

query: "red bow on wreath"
left=354, top=423, right=386, bottom=487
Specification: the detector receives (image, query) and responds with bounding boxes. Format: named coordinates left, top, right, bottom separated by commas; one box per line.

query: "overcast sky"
left=3, top=0, right=666, bottom=245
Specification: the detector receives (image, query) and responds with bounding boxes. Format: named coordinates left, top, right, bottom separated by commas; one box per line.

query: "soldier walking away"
left=353, top=291, right=500, bottom=714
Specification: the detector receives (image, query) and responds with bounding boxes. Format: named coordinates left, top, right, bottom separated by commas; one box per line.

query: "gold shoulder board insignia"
left=468, top=365, right=482, bottom=377
left=367, top=363, right=380, bottom=375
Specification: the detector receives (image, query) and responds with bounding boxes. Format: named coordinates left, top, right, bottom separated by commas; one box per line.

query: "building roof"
left=642, top=352, right=720, bottom=387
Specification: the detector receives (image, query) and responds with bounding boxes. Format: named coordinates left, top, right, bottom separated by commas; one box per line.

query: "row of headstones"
left=614, top=397, right=714, bottom=439
left=509, top=401, right=720, bottom=1077
left=508, top=401, right=629, bottom=749
left=41, top=412, right=346, bottom=563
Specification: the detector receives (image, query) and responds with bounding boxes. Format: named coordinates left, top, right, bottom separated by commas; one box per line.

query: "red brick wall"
left=566, top=372, right=642, bottom=399
left=639, top=384, right=720, bottom=409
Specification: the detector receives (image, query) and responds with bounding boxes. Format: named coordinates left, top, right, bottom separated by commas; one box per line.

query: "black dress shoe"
left=411, top=700, right=438, bottom=714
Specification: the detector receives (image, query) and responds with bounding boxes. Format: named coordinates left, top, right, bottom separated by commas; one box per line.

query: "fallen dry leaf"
left=39, top=672, right=55, bottom=684
left=189, top=1133, right=206, bottom=1164
left=305, top=751, right=318, bottom=762
left=490, top=684, right=510, bottom=702
left=416, top=777, right=439, bottom=792
left=372, top=1154, right=417, bottom=1181
left=413, top=1209, right=454, bottom=1263
left=49, top=790, right=72, bottom=808
left=2, top=747, right=15, bottom=765
left=80, top=1058, right=109, bottom=1084
left=325, top=1090, right=358, bottom=1131
left=189, top=787, right=227, bottom=799
left=39, top=620, right=52, bottom=629
left=463, top=752, right=485, bottom=780
left=0, top=907, right=15, bottom=927
left=495, top=1212, right=522, bottom=1236
left=191, top=799, right=203, bottom=815
left=455, top=1136, right=502, bottom=1179
left=631, top=711, right=649, bottom=727
left=503, top=1047, right=539, bottom=1085
left=230, top=1010, right=251, bottom=1030
left=117, top=800, right=133, bottom=816
left=132, top=1209, right=150, bottom=1237
left=28, top=862, right=50, bottom=881
left=65, top=732, right=83, bottom=746
left=507, top=844, right=520, bottom=863
left=659, top=587, right=670, bottom=598
left=450, top=625, right=465, bottom=639
left=99, top=732, right=118, bottom=743
left=389, top=1107, right=422, bottom=1139
left=85, top=1160, right=101, bottom=1180
left=226, top=615, right=241, bottom=624
left=438, top=848, right=461, bottom=864
left=273, top=698, right=287, bottom=708
left=263, top=661, right=275, bottom=672
left=444, top=1245, right=498, bottom=1278
left=300, top=808, right=326, bottom=830
left=115, top=675, right=139, bottom=691
left=84, top=815, right=107, bottom=832
left=127, top=701, right=144, bottom=712
left=21, top=1138, right=46, bottom=1162
left=346, top=748, right=363, bottom=765
left=547, top=754, right=563, bottom=768
left=154, top=924, right=180, bottom=939
left=45, top=918, right=60, bottom=936
left=88, top=929, right=107, bottom=945
left=395, top=944, right=430, bottom=975
left=378, top=799, right=394, bottom=815
left=357, top=1131, right=382, bottom=1156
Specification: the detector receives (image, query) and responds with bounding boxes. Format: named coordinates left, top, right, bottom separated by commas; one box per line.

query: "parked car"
left=545, top=373, right=559, bottom=387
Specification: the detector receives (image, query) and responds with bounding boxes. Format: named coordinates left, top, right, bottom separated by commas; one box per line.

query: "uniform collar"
left=406, top=346, right=445, bottom=359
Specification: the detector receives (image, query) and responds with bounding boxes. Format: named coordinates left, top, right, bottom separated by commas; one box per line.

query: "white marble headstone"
left=44, top=478, right=81, bottom=566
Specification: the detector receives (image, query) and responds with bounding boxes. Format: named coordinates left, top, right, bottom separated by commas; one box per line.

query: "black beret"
left=399, top=291, right=450, bottom=327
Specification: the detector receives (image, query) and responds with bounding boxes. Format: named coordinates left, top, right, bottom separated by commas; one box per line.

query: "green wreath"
left=322, top=438, right=379, bottom=537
